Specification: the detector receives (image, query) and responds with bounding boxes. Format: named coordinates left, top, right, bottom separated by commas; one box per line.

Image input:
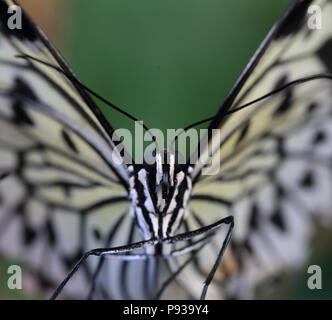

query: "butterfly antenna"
left=227, top=73, right=332, bottom=115
left=15, top=54, right=157, bottom=144
left=171, top=73, right=332, bottom=146
left=167, top=116, right=215, bottom=156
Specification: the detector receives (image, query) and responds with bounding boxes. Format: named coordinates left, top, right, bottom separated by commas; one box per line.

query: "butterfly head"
left=129, top=149, right=192, bottom=239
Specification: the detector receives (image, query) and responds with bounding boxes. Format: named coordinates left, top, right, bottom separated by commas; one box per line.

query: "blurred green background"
left=66, top=0, right=292, bottom=136
left=1, top=0, right=331, bottom=299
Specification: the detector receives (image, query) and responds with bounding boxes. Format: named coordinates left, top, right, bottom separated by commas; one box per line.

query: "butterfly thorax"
left=128, top=150, right=192, bottom=245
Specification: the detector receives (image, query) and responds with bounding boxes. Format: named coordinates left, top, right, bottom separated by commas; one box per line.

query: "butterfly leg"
left=50, top=238, right=158, bottom=300
left=87, top=253, right=149, bottom=300
left=155, top=235, right=212, bottom=299
left=165, top=215, right=233, bottom=245
left=200, top=217, right=234, bottom=300
left=162, top=215, right=234, bottom=300
left=88, top=234, right=214, bottom=300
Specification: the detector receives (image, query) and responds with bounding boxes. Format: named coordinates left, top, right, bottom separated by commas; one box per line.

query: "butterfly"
left=1, top=0, right=332, bottom=300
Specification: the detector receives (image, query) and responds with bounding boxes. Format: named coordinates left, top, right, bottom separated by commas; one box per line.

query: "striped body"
left=128, top=150, right=193, bottom=255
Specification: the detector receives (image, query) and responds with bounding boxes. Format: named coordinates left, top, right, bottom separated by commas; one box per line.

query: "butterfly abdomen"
left=128, top=150, right=192, bottom=246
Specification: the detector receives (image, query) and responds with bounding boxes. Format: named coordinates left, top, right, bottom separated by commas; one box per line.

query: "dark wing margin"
left=209, top=0, right=311, bottom=131
left=1, top=0, right=115, bottom=142
left=0, top=0, right=130, bottom=185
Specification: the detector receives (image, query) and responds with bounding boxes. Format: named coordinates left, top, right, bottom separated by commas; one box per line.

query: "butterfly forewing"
left=0, top=0, right=134, bottom=298
left=175, top=0, right=332, bottom=299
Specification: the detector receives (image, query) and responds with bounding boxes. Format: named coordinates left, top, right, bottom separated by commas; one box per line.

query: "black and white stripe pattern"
left=129, top=150, right=193, bottom=246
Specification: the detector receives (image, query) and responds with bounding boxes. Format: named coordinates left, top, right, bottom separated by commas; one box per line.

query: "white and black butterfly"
left=1, top=0, right=332, bottom=300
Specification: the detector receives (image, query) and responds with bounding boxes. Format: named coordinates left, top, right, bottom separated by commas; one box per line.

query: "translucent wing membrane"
left=0, top=0, right=133, bottom=297
left=179, top=0, right=332, bottom=299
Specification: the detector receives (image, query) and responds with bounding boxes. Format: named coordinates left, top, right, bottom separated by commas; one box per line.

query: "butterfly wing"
left=170, top=0, right=332, bottom=299
left=0, top=0, right=139, bottom=298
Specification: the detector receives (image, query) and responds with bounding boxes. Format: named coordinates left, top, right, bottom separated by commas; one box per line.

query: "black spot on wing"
left=93, top=228, right=102, bottom=241
left=12, top=101, right=34, bottom=126
left=0, top=1, right=38, bottom=41
left=249, top=204, right=259, bottom=230
left=243, top=238, right=253, bottom=254
left=276, top=184, right=286, bottom=199
left=317, top=38, right=332, bottom=73
left=274, top=0, right=312, bottom=40
left=307, top=102, right=318, bottom=114
left=12, top=201, right=37, bottom=244
left=24, top=224, right=37, bottom=245
left=62, top=184, right=71, bottom=198
left=61, top=130, right=79, bottom=154
left=236, top=122, right=250, bottom=145
left=10, top=77, right=39, bottom=126
left=45, top=218, right=56, bottom=246
left=12, top=77, right=39, bottom=101
left=312, top=130, right=326, bottom=145
left=273, top=75, right=288, bottom=92
left=0, top=171, right=10, bottom=181
left=273, top=75, right=293, bottom=116
left=271, top=208, right=286, bottom=232
left=299, top=170, right=315, bottom=188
